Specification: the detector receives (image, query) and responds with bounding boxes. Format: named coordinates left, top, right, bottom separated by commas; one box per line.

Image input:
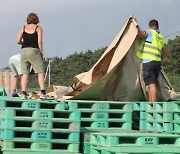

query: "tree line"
left=29, top=47, right=106, bottom=89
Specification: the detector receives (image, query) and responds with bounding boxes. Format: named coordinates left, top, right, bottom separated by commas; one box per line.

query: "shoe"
left=40, top=93, right=52, bottom=100
left=21, top=93, right=28, bottom=99
left=12, top=93, right=19, bottom=97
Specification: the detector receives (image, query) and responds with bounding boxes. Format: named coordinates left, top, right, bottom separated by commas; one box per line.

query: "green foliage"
left=162, top=36, right=180, bottom=91
left=166, top=72, right=180, bottom=91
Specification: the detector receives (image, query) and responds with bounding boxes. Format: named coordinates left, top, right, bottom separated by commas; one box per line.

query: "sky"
left=0, top=0, right=180, bottom=68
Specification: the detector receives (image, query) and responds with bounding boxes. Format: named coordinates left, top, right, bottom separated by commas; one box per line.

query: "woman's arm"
left=37, top=26, right=43, bottom=57
left=16, top=27, right=24, bottom=45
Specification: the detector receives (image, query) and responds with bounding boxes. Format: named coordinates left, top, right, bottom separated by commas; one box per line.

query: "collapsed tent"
left=62, top=16, right=179, bottom=101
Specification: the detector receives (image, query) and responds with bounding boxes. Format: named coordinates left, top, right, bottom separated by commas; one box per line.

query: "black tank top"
left=21, top=26, right=39, bottom=49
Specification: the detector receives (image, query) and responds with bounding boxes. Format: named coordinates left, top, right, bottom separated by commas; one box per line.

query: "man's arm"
left=133, top=16, right=148, bottom=39
left=137, top=26, right=148, bottom=38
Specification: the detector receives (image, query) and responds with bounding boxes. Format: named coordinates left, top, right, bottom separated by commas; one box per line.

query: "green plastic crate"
left=90, top=132, right=180, bottom=147
left=4, top=108, right=53, bottom=119
left=68, top=101, right=109, bottom=111
left=1, top=140, right=80, bottom=152
left=21, top=101, right=40, bottom=109
left=81, top=111, right=132, bottom=121
left=3, top=129, right=80, bottom=142
left=81, top=121, right=132, bottom=130
left=3, top=130, right=51, bottom=140
left=68, top=100, right=132, bottom=112
left=81, top=111, right=108, bottom=120
left=0, top=96, right=68, bottom=110
left=3, top=108, right=80, bottom=121
left=0, top=119, right=80, bottom=132
left=32, top=120, right=80, bottom=131
left=90, top=144, right=180, bottom=153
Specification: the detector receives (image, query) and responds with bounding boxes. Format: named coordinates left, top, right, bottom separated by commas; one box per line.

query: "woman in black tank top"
left=21, top=25, right=39, bottom=49
left=16, top=12, right=48, bottom=99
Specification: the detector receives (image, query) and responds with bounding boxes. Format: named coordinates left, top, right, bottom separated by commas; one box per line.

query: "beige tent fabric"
left=64, top=16, right=180, bottom=101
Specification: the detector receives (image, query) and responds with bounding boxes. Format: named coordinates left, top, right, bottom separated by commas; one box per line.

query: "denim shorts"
left=142, top=61, right=161, bottom=86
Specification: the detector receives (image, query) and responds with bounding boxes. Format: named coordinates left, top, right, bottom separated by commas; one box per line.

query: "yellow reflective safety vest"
left=136, top=29, right=165, bottom=61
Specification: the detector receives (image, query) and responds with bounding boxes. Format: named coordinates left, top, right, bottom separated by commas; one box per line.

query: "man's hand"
left=138, top=29, right=148, bottom=38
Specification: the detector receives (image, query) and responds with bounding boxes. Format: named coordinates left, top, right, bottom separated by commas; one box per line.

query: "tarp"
left=63, top=16, right=180, bottom=101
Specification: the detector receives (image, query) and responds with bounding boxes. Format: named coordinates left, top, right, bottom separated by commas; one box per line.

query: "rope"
left=164, top=30, right=180, bottom=38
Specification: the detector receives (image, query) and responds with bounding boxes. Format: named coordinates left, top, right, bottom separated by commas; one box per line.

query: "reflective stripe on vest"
left=136, top=29, right=165, bottom=61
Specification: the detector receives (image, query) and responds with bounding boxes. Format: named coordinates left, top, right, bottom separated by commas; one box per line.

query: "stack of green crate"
left=66, top=100, right=180, bottom=153
left=68, top=100, right=132, bottom=130
left=1, top=86, right=180, bottom=154
left=146, top=102, right=174, bottom=133
left=67, top=100, right=133, bottom=154
left=134, top=101, right=180, bottom=134
left=0, top=96, right=81, bottom=154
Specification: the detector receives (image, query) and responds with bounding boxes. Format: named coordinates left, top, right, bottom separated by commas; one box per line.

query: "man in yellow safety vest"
left=136, top=19, right=168, bottom=102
